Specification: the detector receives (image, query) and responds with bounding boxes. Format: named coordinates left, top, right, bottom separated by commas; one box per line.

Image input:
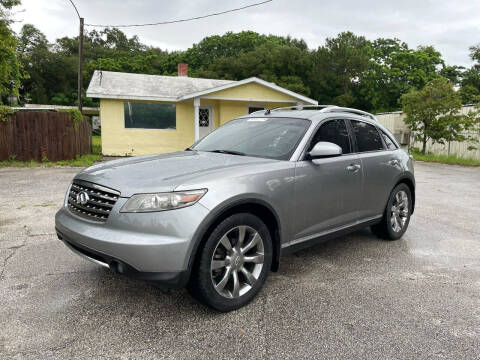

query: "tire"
left=371, top=183, right=412, bottom=241
left=188, top=213, right=272, bottom=312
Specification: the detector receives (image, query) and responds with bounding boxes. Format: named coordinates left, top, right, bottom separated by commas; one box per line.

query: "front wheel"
left=188, top=213, right=272, bottom=312
left=371, top=183, right=412, bottom=240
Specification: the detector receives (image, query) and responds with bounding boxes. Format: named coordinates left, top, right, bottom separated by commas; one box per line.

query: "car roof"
left=240, top=106, right=379, bottom=126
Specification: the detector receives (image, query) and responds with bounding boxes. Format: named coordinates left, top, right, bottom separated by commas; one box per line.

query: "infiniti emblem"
left=76, top=191, right=90, bottom=205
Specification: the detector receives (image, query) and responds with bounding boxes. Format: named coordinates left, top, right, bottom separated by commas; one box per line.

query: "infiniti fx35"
left=56, top=106, right=415, bottom=311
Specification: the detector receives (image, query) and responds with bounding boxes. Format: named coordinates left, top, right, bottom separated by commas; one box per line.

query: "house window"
left=248, top=106, right=266, bottom=114
left=124, top=102, right=176, bottom=129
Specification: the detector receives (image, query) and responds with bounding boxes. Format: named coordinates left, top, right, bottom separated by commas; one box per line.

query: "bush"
left=0, top=105, right=15, bottom=122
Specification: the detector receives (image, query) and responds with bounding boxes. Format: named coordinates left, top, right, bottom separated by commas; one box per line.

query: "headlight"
left=120, top=189, right=207, bottom=213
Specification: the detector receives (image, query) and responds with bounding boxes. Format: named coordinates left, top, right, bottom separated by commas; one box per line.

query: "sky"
left=11, top=0, right=480, bottom=67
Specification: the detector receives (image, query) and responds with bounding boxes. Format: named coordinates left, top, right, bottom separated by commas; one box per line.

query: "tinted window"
left=193, top=117, right=310, bottom=160
left=350, top=120, right=384, bottom=152
left=380, top=129, right=397, bottom=150
left=309, top=119, right=351, bottom=154
left=124, top=102, right=176, bottom=129
left=248, top=106, right=265, bottom=114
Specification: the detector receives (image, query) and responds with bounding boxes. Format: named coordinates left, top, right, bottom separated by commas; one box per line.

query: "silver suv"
left=56, top=106, right=415, bottom=311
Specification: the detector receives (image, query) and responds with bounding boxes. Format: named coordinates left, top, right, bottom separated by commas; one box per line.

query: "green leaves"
left=0, top=104, right=15, bottom=122
left=0, top=0, right=21, bottom=102
left=400, top=78, right=477, bottom=153
left=5, top=22, right=480, bottom=116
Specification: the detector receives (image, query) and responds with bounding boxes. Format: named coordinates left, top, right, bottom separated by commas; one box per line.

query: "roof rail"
left=320, top=106, right=377, bottom=121
left=263, top=105, right=377, bottom=121
left=264, top=104, right=335, bottom=115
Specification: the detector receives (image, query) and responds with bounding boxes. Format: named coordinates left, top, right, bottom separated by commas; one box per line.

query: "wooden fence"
left=0, top=111, right=91, bottom=162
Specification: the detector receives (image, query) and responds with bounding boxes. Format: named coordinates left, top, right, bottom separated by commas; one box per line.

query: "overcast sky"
left=11, top=0, right=480, bottom=67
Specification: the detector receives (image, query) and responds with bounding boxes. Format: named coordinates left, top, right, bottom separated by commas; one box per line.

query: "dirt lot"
left=1, top=162, right=479, bottom=359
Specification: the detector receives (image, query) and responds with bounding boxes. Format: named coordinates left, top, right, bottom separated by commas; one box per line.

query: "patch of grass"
left=411, top=151, right=480, bottom=166
left=92, top=135, right=101, bottom=155
left=0, top=153, right=102, bottom=168
left=33, top=203, right=56, bottom=207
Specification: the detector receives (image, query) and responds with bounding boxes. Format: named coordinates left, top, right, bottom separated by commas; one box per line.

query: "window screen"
left=350, top=120, right=384, bottom=152
left=380, top=129, right=397, bottom=150
left=124, top=102, right=176, bottom=129
left=309, top=119, right=351, bottom=154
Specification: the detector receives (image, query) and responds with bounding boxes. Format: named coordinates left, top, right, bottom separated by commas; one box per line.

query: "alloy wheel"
left=210, top=225, right=265, bottom=298
left=390, top=190, right=409, bottom=232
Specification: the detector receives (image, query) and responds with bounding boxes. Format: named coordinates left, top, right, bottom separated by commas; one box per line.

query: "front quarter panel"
left=179, top=161, right=297, bottom=250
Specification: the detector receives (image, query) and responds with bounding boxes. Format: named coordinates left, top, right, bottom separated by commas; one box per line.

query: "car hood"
left=75, top=151, right=277, bottom=197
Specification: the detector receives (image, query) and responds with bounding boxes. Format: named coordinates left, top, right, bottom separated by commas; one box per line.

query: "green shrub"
left=59, top=108, right=83, bottom=129
left=0, top=105, right=15, bottom=123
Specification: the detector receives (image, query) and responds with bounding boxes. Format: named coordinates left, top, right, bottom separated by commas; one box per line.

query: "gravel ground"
left=0, top=161, right=479, bottom=359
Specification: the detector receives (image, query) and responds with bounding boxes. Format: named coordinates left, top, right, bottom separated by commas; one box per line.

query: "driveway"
left=1, top=162, right=479, bottom=359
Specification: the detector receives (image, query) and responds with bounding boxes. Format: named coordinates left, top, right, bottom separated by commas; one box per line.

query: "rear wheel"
left=188, top=213, right=272, bottom=312
left=371, top=183, right=412, bottom=240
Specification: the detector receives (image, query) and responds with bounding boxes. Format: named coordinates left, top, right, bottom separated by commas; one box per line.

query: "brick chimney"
left=178, top=63, right=188, bottom=77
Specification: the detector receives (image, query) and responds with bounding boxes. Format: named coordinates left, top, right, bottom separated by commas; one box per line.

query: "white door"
left=198, top=106, right=213, bottom=139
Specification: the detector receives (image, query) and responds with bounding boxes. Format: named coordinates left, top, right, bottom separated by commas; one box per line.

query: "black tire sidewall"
left=191, top=213, right=272, bottom=312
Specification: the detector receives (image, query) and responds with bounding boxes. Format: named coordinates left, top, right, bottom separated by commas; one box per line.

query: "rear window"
left=350, top=120, right=384, bottom=152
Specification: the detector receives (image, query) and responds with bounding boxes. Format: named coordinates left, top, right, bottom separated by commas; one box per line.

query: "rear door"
left=348, top=119, right=402, bottom=220
left=293, top=119, right=362, bottom=240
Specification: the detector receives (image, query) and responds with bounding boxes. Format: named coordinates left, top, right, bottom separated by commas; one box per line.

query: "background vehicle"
left=56, top=105, right=415, bottom=311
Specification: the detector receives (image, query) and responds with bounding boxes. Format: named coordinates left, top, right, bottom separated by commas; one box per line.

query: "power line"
left=84, top=0, right=273, bottom=28
left=67, top=0, right=81, bottom=19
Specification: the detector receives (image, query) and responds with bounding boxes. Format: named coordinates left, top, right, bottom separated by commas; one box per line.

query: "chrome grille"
left=67, top=180, right=120, bottom=222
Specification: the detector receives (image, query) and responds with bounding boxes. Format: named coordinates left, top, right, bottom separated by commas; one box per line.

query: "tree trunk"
left=422, top=134, right=427, bottom=154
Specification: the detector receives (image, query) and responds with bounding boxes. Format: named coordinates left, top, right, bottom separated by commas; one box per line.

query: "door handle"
left=387, top=159, right=399, bottom=166
left=346, top=164, right=361, bottom=172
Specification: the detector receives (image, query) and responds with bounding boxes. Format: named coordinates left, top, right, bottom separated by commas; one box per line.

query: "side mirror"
left=307, top=142, right=342, bottom=159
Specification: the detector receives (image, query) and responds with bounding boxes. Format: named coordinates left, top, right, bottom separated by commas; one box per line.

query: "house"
left=86, top=64, right=317, bottom=156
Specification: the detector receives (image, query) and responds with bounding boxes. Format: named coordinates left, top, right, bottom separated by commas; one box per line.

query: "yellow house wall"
left=217, top=100, right=293, bottom=126
left=100, top=82, right=308, bottom=155
left=205, top=82, right=299, bottom=102
left=100, top=98, right=195, bottom=156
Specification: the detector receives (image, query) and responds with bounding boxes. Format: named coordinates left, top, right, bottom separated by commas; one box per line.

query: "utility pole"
left=77, top=17, right=84, bottom=112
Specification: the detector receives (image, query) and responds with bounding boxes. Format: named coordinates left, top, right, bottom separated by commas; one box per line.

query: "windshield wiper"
left=209, top=149, right=247, bottom=156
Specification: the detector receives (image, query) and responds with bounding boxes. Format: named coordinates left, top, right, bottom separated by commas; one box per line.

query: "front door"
left=199, top=106, right=213, bottom=139
left=293, top=119, right=362, bottom=241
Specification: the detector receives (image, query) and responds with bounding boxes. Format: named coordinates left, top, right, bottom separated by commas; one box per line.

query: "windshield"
left=191, top=117, right=310, bottom=160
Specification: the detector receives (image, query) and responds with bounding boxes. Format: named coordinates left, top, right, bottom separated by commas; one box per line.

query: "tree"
left=458, top=44, right=480, bottom=105
left=0, top=0, right=21, bottom=103
left=309, top=32, right=371, bottom=107
left=361, top=42, right=445, bottom=112
left=16, top=24, right=50, bottom=103
left=400, top=78, right=472, bottom=154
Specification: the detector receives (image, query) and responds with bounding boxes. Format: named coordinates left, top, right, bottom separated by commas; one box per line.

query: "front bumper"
left=57, top=231, right=189, bottom=287
left=55, top=199, right=211, bottom=285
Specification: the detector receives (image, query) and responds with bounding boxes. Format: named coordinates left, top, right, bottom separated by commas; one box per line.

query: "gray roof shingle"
left=86, top=70, right=235, bottom=101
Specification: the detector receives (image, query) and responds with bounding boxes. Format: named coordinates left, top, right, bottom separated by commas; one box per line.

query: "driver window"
left=309, top=119, right=351, bottom=154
